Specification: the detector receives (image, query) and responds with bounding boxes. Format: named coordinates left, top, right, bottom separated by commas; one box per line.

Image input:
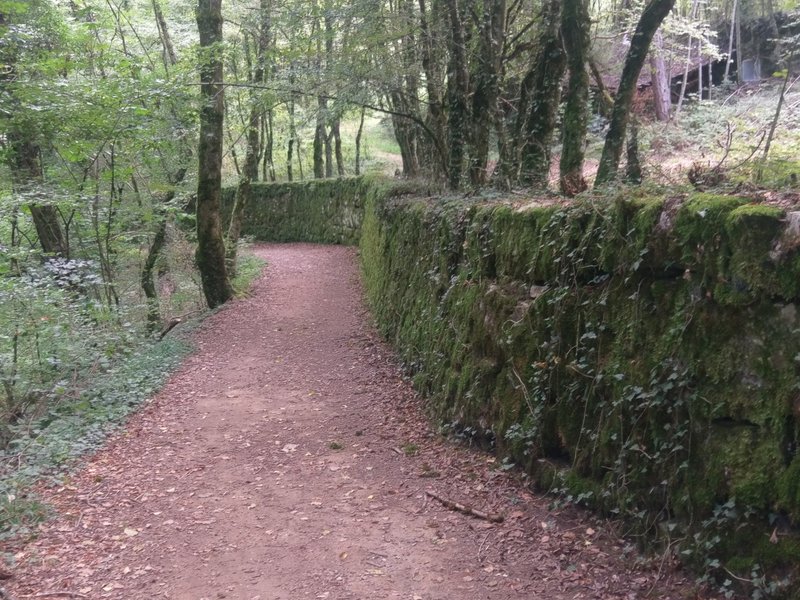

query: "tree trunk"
left=287, top=94, right=296, bottom=181
left=296, top=138, right=305, bottom=179
left=314, top=106, right=326, bottom=178
left=195, top=0, right=233, bottom=308
left=697, top=39, right=704, bottom=100
left=388, top=91, right=420, bottom=177
left=444, top=0, right=470, bottom=189
left=625, top=119, right=643, bottom=184
left=324, top=124, right=333, bottom=178
left=723, top=0, right=738, bottom=82
left=152, top=0, right=177, bottom=71
left=323, top=1, right=335, bottom=178
left=332, top=118, right=344, bottom=176
left=595, top=0, right=676, bottom=186
left=588, top=57, right=614, bottom=117
left=355, top=107, right=365, bottom=176
left=264, top=109, right=276, bottom=181
left=517, top=0, right=565, bottom=187
left=758, top=54, right=793, bottom=180
left=649, top=30, right=671, bottom=121
left=469, top=0, right=506, bottom=187
left=418, top=0, right=448, bottom=178
left=7, top=132, right=69, bottom=257
left=676, top=0, right=700, bottom=114
left=227, top=0, right=270, bottom=276
left=559, top=0, right=591, bottom=196
left=142, top=216, right=168, bottom=330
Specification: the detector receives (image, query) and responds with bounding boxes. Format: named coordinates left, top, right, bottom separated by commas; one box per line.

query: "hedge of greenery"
left=234, top=176, right=800, bottom=595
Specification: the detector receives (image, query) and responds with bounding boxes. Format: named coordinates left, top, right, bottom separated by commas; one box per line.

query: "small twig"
left=722, top=566, right=756, bottom=584
left=417, top=490, right=429, bottom=514
left=158, top=317, right=182, bottom=340
left=424, top=490, right=504, bottom=523
left=21, top=592, right=89, bottom=599
left=478, top=531, right=493, bottom=559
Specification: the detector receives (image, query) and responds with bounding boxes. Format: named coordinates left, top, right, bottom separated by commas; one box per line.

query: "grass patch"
left=231, top=247, right=267, bottom=296
left=402, top=443, right=420, bottom=457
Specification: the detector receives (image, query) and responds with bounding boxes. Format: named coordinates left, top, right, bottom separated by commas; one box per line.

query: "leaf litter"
left=2, top=244, right=718, bottom=599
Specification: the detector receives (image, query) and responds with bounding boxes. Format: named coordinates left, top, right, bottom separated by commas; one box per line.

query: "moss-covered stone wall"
left=220, top=177, right=376, bottom=244
left=232, top=175, right=800, bottom=592
left=360, top=188, right=800, bottom=593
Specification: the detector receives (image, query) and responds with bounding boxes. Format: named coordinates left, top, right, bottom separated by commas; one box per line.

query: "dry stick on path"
left=20, top=593, right=89, bottom=599
left=425, top=490, right=505, bottom=523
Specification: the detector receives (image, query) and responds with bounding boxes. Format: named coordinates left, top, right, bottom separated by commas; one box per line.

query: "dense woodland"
left=1, top=0, right=799, bottom=552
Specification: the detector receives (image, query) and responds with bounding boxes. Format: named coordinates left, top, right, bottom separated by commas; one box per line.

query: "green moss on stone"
left=229, top=175, right=800, bottom=590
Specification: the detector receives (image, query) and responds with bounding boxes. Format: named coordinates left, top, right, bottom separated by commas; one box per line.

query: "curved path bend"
left=6, top=244, right=698, bottom=599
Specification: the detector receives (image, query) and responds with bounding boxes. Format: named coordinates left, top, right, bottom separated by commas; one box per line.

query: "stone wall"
left=232, top=176, right=800, bottom=592
left=220, top=177, right=377, bottom=245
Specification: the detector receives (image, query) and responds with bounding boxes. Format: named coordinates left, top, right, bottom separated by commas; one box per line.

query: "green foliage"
left=0, top=335, right=191, bottom=541
left=642, top=81, right=800, bottom=188
left=230, top=248, right=267, bottom=296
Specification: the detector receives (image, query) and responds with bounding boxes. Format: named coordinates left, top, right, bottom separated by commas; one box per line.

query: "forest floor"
left=3, top=244, right=711, bottom=600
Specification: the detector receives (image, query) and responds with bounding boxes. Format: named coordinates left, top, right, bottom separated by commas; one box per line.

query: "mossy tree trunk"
left=595, top=0, right=676, bottom=186
left=227, top=0, right=271, bottom=277
left=196, top=0, right=233, bottom=308
left=469, top=0, right=506, bottom=187
left=559, top=0, right=591, bottom=196
left=386, top=0, right=422, bottom=178
left=314, top=97, right=327, bottom=179
left=142, top=212, right=168, bottom=330
left=312, top=0, right=326, bottom=180
left=332, top=119, right=344, bottom=176
left=517, top=0, right=565, bottom=187
left=354, top=106, right=365, bottom=176
left=287, top=94, right=296, bottom=181
left=142, top=1, right=188, bottom=327
left=625, top=119, right=643, bottom=184
left=444, top=0, right=470, bottom=190
left=7, top=132, right=69, bottom=258
left=418, top=0, right=448, bottom=179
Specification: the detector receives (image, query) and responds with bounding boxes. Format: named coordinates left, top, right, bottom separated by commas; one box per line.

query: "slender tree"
left=228, top=0, right=272, bottom=276
left=196, top=0, right=233, bottom=308
left=559, top=0, right=591, bottom=195
left=445, top=0, right=470, bottom=189
left=517, top=0, right=565, bottom=187
left=595, top=0, right=676, bottom=186
left=649, top=30, right=671, bottom=121
left=469, top=0, right=506, bottom=187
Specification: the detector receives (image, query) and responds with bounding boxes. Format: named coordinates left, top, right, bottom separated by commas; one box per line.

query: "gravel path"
left=3, top=244, right=703, bottom=600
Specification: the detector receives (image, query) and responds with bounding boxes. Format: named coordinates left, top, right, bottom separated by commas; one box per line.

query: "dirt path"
left=4, top=244, right=701, bottom=600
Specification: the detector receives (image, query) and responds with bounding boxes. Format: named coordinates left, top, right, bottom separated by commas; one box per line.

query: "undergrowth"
left=0, top=248, right=266, bottom=549
left=639, top=80, right=800, bottom=188
left=0, top=336, right=192, bottom=545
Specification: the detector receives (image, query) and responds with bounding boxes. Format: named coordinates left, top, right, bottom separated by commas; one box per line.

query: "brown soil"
left=4, top=244, right=710, bottom=600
